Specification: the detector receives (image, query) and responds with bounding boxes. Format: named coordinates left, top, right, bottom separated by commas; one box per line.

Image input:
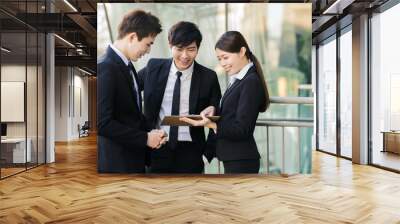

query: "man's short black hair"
left=117, top=10, right=162, bottom=40
left=168, top=21, right=202, bottom=48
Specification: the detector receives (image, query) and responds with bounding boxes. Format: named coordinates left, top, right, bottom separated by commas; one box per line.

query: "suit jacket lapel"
left=106, top=46, right=136, bottom=106
left=220, top=80, right=240, bottom=108
left=220, top=66, right=257, bottom=108
left=122, top=66, right=137, bottom=103
left=189, top=61, right=201, bottom=114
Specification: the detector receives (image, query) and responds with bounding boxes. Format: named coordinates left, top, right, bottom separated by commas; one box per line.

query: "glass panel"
left=27, top=31, right=38, bottom=169
left=38, top=0, right=46, bottom=165
left=26, top=0, right=39, bottom=169
left=0, top=1, right=46, bottom=178
left=38, top=32, right=45, bottom=165
left=339, top=28, right=352, bottom=158
left=317, top=36, right=337, bottom=154
left=371, top=4, right=400, bottom=171
left=1, top=4, right=28, bottom=177
left=97, top=3, right=112, bottom=57
left=227, top=4, right=312, bottom=174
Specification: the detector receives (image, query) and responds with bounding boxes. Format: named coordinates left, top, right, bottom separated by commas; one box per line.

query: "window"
left=317, top=36, right=337, bottom=155
left=371, top=3, right=400, bottom=171
left=339, top=28, right=352, bottom=158
left=0, top=1, right=46, bottom=179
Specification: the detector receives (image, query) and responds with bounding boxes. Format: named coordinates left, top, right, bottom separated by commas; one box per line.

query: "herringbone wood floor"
left=1, top=135, right=400, bottom=223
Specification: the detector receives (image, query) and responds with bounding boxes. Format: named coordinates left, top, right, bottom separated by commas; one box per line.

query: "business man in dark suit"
left=97, top=10, right=166, bottom=173
left=138, top=21, right=221, bottom=173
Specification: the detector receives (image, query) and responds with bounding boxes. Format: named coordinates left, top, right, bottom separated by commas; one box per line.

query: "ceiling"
left=0, top=0, right=397, bottom=75
left=0, top=0, right=96, bottom=74
left=312, top=0, right=390, bottom=44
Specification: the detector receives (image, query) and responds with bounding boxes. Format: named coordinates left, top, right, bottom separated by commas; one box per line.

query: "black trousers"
left=223, top=159, right=260, bottom=174
left=150, top=141, right=204, bottom=173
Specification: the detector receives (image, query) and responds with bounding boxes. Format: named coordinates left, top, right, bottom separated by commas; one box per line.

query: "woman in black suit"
left=181, top=31, right=270, bottom=173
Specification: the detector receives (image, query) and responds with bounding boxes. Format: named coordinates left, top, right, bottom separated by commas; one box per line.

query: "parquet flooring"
left=1, top=135, right=400, bottom=223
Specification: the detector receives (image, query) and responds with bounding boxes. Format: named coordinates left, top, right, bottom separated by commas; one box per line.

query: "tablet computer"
left=161, top=115, right=220, bottom=126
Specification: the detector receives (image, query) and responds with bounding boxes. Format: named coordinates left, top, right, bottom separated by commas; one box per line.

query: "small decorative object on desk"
left=381, top=131, right=400, bottom=154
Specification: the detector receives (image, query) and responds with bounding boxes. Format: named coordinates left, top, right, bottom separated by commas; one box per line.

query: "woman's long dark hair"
left=215, top=31, right=270, bottom=112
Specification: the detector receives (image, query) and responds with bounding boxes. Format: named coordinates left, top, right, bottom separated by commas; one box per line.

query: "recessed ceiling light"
left=78, top=67, right=92, bottom=76
left=54, top=34, right=75, bottom=48
left=322, top=0, right=353, bottom=15
left=63, top=0, right=78, bottom=12
left=1, top=47, right=11, bottom=53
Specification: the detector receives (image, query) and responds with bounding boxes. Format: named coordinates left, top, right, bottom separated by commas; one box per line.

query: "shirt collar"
left=229, top=62, right=254, bottom=84
left=171, top=60, right=194, bottom=80
left=110, top=44, right=130, bottom=66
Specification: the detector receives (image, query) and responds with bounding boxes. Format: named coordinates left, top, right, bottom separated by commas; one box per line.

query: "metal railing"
left=270, top=96, right=314, bottom=105
left=256, top=119, right=313, bottom=174
left=211, top=96, right=314, bottom=174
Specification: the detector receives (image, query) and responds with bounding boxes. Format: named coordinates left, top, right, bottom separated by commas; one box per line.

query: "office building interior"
left=0, top=0, right=96, bottom=178
left=0, top=0, right=399, bottom=223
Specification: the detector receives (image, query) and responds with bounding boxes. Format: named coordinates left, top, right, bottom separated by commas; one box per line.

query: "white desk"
left=1, top=138, right=31, bottom=163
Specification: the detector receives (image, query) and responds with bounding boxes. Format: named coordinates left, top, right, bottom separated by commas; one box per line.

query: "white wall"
left=55, top=66, right=69, bottom=141
left=317, top=38, right=337, bottom=154
left=1, top=65, right=37, bottom=138
left=1, top=63, right=46, bottom=164
left=371, top=4, right=400, bottom=156
left=46, top=33, right=55, bottom=163
left=1, top=65, right=26, bottom=145
left=54, top=67, right=89, bottom=141
left=312, top=45, right=316, bottom=150
left=73, top=73, right=89, bottom=138
left=339, top=30, right=353, bottom=158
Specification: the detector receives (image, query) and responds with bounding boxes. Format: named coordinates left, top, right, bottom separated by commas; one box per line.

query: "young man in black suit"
left=97, top=10, right=166, bottom=173
left=138, top=21, right=221, bottom=173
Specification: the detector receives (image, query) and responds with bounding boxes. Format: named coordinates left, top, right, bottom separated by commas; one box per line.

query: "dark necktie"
left=169, top=71, right=182, bottom=149
left=128, top=61, right=142, bottom=112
